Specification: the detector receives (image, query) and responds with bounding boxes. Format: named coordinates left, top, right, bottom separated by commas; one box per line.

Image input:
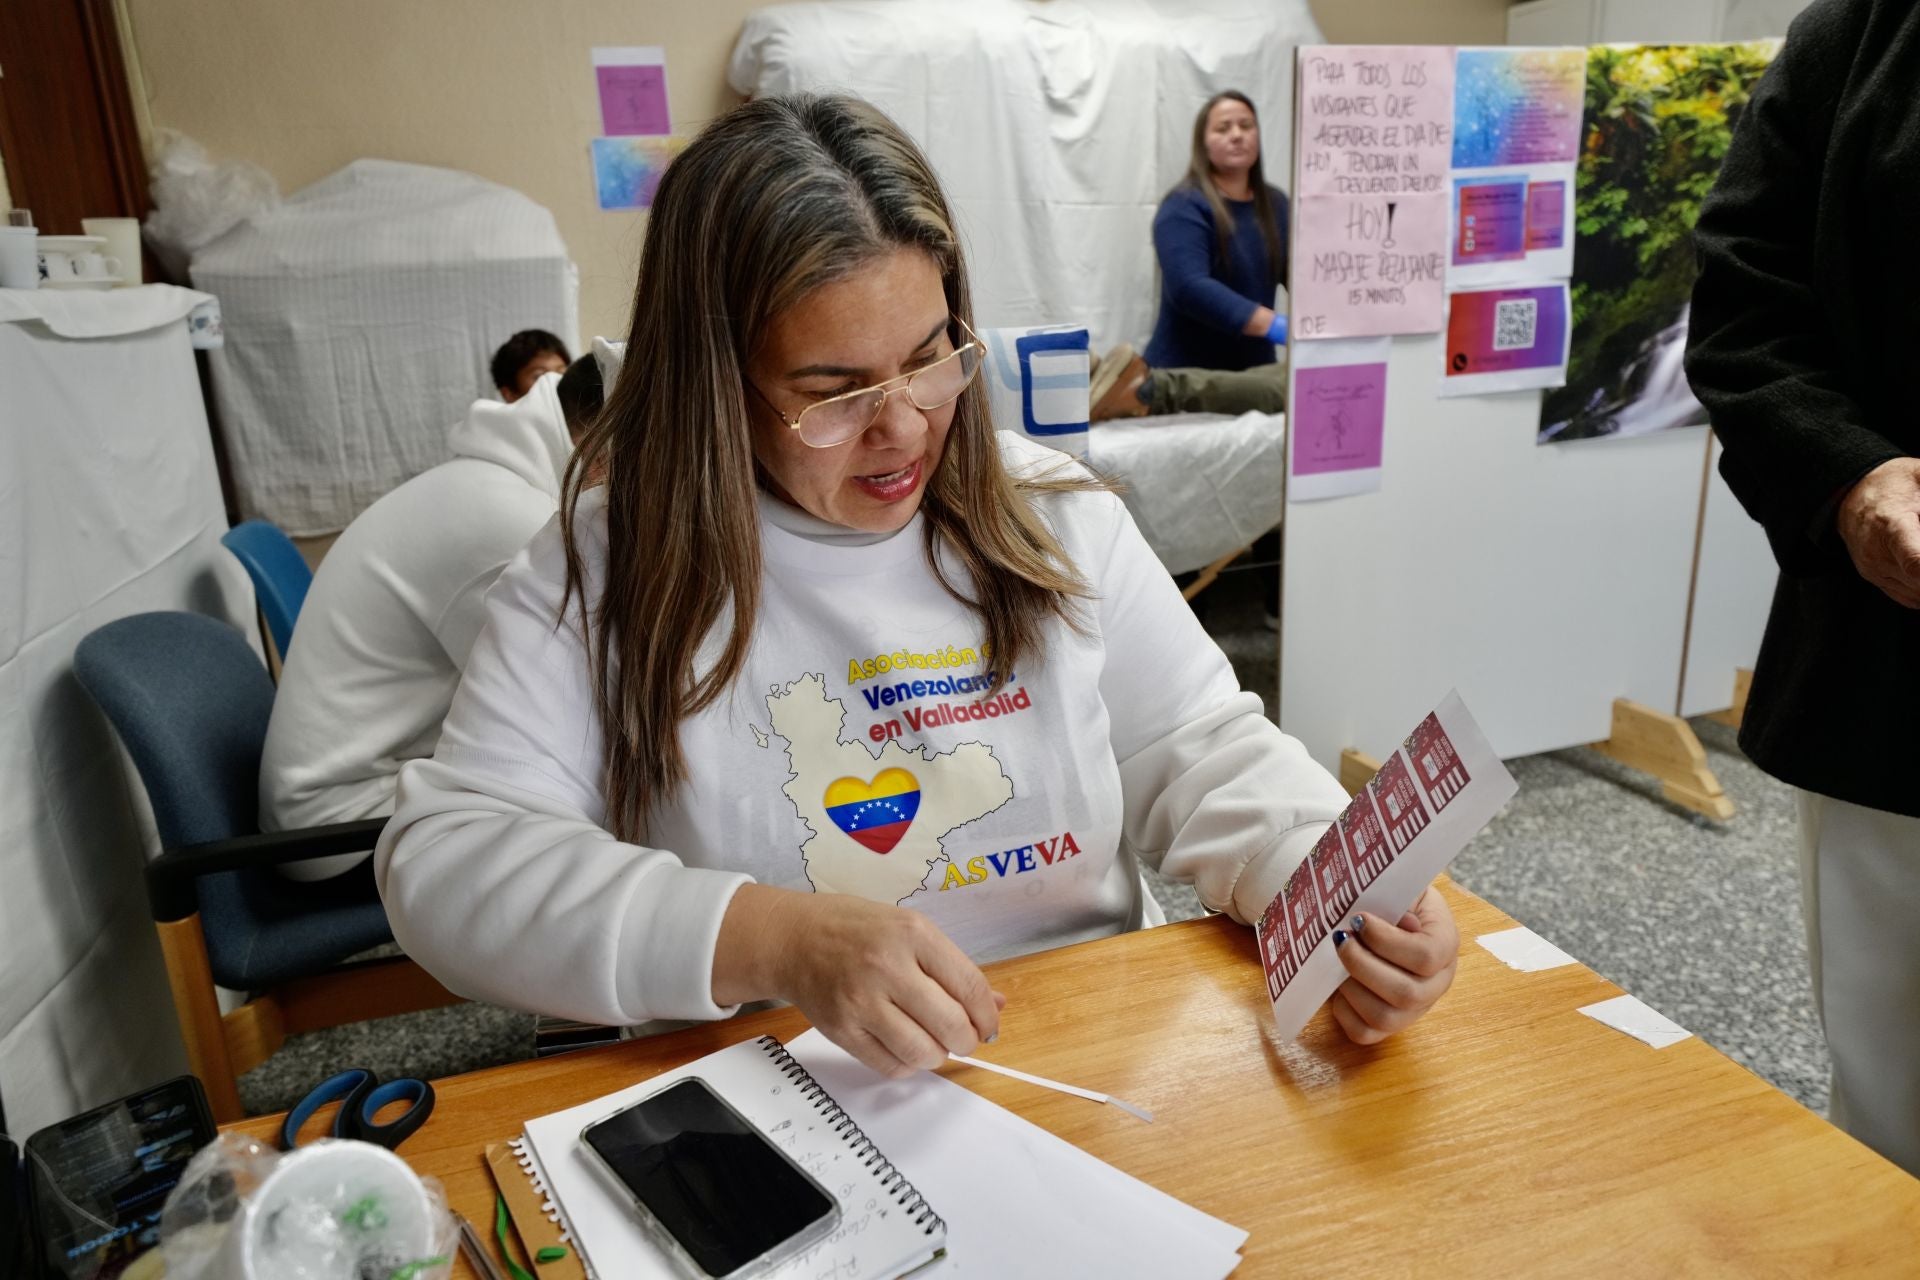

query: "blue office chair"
left=220, top=520, right=313, bottom=661
left=73, top=611, right=458, bottom=1120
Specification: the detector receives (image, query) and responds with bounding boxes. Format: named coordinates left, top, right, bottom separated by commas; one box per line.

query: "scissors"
left=280, top=1068, right=436, bottom=1152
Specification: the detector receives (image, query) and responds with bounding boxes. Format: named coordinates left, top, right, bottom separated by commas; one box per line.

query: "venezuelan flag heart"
left=823, top=768, right=922, bottom=855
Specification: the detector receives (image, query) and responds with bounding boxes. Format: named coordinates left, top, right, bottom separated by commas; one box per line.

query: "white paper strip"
left=948, top=1053, right=1155, bottom=1123
left=1476, top=925, right=1578, bottom=972
left=1578, top=994, right=1693, bottom=1049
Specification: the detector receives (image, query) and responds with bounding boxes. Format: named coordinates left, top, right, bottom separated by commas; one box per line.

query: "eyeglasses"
left=749, top=320, right=984, bottom=449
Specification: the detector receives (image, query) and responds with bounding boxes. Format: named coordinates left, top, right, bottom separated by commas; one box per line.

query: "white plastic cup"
left=0, top=227, right=37, bottom=289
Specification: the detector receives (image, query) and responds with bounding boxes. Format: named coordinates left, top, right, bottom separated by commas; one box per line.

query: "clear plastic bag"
left=143, top=130, right=282, bottom=281
left=159, top=1134, right=455, bottom=1280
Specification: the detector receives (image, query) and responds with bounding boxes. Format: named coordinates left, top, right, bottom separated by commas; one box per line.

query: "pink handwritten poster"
left=593, top=47, right=671, bottom=136
left=1296, top=45, right=1457, bottom=199
left=1293, top=46, right=1454, bottom=338
left=1289, top=336, right=1390, bottom=501
left=1292, top=193, right=1447, bottom=340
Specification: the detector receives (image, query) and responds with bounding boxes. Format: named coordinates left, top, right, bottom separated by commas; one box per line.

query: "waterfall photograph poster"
left=1537, top=42, right=1778, bottom=444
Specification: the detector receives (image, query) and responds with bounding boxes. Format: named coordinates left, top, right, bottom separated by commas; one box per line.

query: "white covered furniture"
left=193, top=160, right=579, bottom=535
left=730, top=0, right=1321, bottom=354
left=0, top=285, right=257, bottom=1133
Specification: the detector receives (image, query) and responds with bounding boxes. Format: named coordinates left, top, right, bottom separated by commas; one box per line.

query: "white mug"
left=0, top=227, right=37, bottom=289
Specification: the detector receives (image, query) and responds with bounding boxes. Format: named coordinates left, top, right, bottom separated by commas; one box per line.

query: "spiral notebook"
left=513, top=1035, right=947, bottom=1280
left=515, top=1029, right=1248, bottom=1279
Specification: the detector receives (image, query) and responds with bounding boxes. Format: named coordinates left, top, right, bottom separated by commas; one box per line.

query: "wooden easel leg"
left=1339, top=749, right=1380, bottom=797
left=1589, top=697, right=1735, bottom=821
left=1704, top=667, right=1752, bottom=730
left=1181, top=546, right=1248, bottom=602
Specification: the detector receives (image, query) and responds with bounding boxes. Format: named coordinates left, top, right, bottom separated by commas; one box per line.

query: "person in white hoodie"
left=259, top=360, right=597, bottom=878
left=378, top=94, right=1461, bottom=1077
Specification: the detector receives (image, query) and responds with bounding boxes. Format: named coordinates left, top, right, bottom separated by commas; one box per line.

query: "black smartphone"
left=24, top=1076, right=216, bottom=1280
left=579, top=1076, right=840, bottom=1280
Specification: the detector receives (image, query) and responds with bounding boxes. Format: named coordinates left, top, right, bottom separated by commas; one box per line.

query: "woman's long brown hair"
left=1179, top=90, right=1284, bottom=286
left=560, top=94, right=1097, bottom=843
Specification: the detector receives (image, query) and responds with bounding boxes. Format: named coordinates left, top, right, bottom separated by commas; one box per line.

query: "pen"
left=454, top=1212, right=511, bottom=1280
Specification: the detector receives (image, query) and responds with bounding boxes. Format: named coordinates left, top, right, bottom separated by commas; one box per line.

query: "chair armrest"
left=147, top=819, right=389, bottom=923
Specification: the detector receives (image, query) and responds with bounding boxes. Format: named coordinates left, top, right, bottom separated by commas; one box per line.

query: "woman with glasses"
left=1092, top=90, right=1292, bottom=422
left=376, top=94, right=1460, bottom=1078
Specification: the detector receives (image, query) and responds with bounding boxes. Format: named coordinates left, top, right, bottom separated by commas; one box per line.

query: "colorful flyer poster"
left=1255, top=692, right=1517, bottom=1041
left=1288, top=337, right=1390, bottom=501
left=591, top=136, right=686, bottom=211
left=1440, top=283, right=1571, bottom=397
left=1453, top=176, right=1527, bottom=263
left=593, top=46, right=671, bottom=136
left=1291, top=46, right=1454, bottom=338
left=1445, top=163, right=1576, bottom=287
left=1451, top=47, right=1585, bottom=169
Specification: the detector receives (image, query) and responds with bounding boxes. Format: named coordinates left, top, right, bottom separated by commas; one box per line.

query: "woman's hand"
left=713, top=884, right=1004, bottom=1078
left=1325, top=883, right=1459, bottom=1045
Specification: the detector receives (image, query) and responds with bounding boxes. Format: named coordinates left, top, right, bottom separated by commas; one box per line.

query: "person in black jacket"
left=1686, top=0, right=1920, bottom=1176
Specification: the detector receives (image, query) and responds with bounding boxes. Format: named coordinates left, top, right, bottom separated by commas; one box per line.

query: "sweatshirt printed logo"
left=759, top=673, right=1012, bottom=904
left=823, top=769, right=922, bottom=855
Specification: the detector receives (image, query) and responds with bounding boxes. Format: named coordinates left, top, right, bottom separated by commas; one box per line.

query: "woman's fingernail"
left=1333, top=929, right=1348, bottom=947
left=1352, top=915, right=1365, bottom=932
left=986, top=1033, right=999, bottom=1044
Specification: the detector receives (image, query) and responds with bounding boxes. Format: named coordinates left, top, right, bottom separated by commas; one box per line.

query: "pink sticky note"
left=595, top=54, right=670, bottom=136
left=1291, top=193, right=1448, bottom=339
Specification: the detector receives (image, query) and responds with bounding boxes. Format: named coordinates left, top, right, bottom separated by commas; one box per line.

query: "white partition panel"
left=1279, top=333, right=1707, bottom=770
left=1679, top=435, right=1777, bottom=716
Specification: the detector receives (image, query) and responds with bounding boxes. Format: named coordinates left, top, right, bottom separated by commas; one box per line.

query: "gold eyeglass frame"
left=750, top=318, right=985, bottom=449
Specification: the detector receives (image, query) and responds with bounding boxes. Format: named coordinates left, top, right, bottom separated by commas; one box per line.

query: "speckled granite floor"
left=239, top=565, right=1830, bottom=1120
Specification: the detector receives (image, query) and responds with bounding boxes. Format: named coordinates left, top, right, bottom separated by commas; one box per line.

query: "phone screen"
left=582, top=1078, right=836, bottom=1277
left=26, top=1076, right=215, bottom=1280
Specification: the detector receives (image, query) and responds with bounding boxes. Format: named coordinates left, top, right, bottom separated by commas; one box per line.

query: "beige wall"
left=121, top=0, right=1511, bottom=343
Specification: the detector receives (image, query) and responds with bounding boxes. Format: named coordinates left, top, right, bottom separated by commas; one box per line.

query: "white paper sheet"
left=1578, top=994, right=1693, bottom=1049
left=521, top=1031, right=1246, bottom=1280
left=1476, top=925, right=1578, bottom=972
left=791, top=1030, right=1247, bottom=1277
left=1256, top=690, right=1519, bottom=1040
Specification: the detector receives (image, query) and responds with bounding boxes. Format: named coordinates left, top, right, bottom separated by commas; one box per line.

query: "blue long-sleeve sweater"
left=1144, top=183, right=1289, bottom=371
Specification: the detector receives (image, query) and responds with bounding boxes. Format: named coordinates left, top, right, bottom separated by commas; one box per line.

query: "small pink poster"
left=1289, top=337, right=1390, bottom=501
left=593, top=47, right=670, bottom=136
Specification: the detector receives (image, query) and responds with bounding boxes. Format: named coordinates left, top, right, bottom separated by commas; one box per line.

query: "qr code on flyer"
left=1492, top=298, right=1538, bottom=351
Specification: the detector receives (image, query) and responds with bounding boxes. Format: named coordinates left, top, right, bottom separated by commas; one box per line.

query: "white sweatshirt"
left=259, top=373, right=573, bottom=876
left=376, top=433, right=1348, bottom=1024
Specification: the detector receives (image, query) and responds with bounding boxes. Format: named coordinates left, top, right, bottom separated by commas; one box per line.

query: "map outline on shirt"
left=762, top=673, right=1015, bottom=904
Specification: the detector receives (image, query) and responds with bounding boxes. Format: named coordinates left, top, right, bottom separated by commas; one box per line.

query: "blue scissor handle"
left=354, top=1077, right=435, bottom=1151
left=280, top=1069, right=434, bottom=1152
left=281, top=1068, right=374, bottom=1150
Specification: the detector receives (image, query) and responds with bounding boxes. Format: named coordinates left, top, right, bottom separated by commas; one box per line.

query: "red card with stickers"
left=1256, top=691, right=1516, bottom=1039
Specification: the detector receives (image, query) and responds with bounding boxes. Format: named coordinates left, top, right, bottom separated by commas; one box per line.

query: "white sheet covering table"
left=0, top=284, right=257, bottom=1133
left=1089, top=411, right=1285, bottom=575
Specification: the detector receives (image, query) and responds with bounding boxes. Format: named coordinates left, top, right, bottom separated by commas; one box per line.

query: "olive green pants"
left=1146, top=359, right=1288, bottom=416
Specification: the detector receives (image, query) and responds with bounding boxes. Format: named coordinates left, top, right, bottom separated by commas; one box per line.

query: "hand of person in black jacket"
left=1837, top=458, right=1920, bottom=609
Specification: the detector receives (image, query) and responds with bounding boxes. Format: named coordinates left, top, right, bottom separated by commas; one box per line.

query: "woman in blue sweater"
left=1093, top=91, right=1291, bottom=420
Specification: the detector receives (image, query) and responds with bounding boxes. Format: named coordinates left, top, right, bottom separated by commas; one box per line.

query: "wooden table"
left=232, top=881, right=1920, bottom=1276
